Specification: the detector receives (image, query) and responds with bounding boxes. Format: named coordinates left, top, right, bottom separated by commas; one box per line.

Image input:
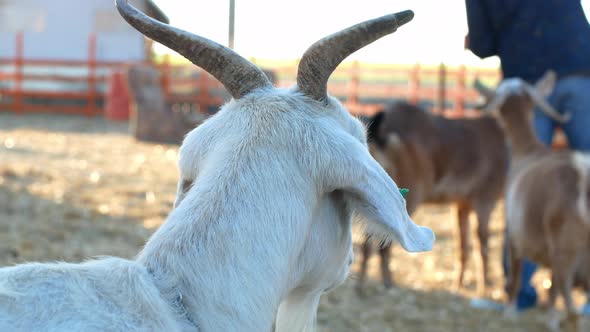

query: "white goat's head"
left=473, top=70, right=570, bottom=127
left=116, top=0, right=434, bottom=310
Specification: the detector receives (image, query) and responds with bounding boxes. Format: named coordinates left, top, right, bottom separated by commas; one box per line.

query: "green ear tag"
left=399, top=188, right=410, bottom=198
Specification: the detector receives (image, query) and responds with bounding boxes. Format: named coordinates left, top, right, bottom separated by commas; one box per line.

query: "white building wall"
left=0, top=0, right=149, bottom=62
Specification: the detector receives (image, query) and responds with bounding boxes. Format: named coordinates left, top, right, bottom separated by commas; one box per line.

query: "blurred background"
left=1, top=1, right=590, bottom=331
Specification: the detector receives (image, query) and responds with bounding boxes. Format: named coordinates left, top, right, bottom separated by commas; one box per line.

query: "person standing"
left=464, top=0, right=590, bottom=313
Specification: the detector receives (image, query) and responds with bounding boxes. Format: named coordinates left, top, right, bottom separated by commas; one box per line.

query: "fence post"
left=435, top=63, right=446, bottom=114
left=348, top=60, right=360, bottom=113
left=408, top=63, right=420, bottom=105
left=14, top=31, right=24, bottom=114
left=87, top=33, right=97, bottom=116
left=454, top=65, right=466, bottom=117
left=197, top=70, right=210, bottom=114
left=160, top=54, right=170, bottom=99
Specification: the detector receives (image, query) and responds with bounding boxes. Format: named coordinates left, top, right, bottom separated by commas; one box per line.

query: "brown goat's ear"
left=535, top=70, right=557, bottom=98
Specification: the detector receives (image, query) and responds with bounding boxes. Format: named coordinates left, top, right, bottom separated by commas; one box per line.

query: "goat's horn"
left=525, top=86, right=571, bottom=123
left=473, top=77, right=495, bottom=100
left=115, top=0, right=272, bottom=99
left=296, top=10, right=414, bottom=102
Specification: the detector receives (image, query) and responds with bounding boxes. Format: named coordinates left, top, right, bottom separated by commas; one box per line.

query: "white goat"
left=0, top=1, right=435, bottom=331
left=475, top=71, right=589, bottom=331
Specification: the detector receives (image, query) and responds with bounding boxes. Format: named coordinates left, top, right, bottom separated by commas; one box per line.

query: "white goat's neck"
left=136, top=165, right=313, bottom=331
left=134, top=95, right=326, bottom=331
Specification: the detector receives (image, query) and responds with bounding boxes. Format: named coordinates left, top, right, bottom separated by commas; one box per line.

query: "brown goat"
left=357, top=101, right=508, bottom=294
left=474, top=71, right=589, bottom=331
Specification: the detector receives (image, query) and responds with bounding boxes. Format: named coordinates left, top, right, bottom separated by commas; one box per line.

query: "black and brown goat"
left=358, top=101, right=508, bottom=294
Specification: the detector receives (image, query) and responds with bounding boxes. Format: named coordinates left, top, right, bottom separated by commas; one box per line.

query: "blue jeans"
left=534, top=76, right=590, bottom=149
left=503, top=75, right=590, bottom=310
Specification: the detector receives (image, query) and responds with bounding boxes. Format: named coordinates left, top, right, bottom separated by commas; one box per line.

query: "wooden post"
left=160, top=54, right=170, bottom=99
left=228, top=0, right=235, bottom=49
left=197, top=70, right=210, bottom=114
left=435, top=63, right=446, bottom=114
left=14, top=31, right=24, bottom=114
left=454, top=65, right=466, bottom=117
left=408, top=63, right=420, bottom=105
left=348, top=61, right=360, bottom=113
left=87, top=33, right=97, bottom=116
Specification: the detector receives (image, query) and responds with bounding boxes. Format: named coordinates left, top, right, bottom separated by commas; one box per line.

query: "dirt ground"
left=0, top=113, right=588, bottom=332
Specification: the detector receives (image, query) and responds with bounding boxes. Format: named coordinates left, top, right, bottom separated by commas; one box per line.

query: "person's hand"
left=464, top=34, right=470, bottom=50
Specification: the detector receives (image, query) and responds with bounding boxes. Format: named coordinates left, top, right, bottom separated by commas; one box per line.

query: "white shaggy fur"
left=0, top=4, right=435, bottom=332
left=0, top=88, right=434, bottom=332
left=166, top=90, right=434, bottom=331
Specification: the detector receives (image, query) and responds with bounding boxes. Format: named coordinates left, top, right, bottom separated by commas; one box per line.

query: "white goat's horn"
left=115, top=0, right=273, bottom=99
left=525, top=86, right=571, bottom=123
left=296, top=10, right=414, bottom=102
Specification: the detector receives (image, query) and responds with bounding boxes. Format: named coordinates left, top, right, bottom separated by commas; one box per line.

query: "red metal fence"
left=0, top=32, right=501, bottom=118
left=0, top=32, right=120, bottom=115
left=155, top=55, right=502, bottom=118
left=267, top=60, right=501, bottom=117
left=2, top=32, right=571, bottom=148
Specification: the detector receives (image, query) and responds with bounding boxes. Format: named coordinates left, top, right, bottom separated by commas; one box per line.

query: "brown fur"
left=476, top=76, right=590, bottom=331
left=358, top=101, right=508, bottom=294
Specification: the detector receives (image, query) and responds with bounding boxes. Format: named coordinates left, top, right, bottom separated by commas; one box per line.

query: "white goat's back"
left=0, top=258, right=188, bottom=332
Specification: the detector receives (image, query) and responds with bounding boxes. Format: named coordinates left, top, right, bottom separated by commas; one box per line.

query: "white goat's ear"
left=535, top=70, right=557, bottom=98
left=326, top=138, right=435, bottom=253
